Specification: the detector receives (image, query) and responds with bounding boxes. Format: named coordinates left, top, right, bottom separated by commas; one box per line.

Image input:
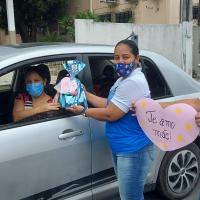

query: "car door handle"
left=58, top=129, right=83, bottom=140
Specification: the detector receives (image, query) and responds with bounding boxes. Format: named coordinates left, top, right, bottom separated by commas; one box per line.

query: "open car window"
left=88, top=55, right=118, bottom=98
left=0, top=56, right=83, bottom=128
left=0, top=71, right=14, bottom=91
left=141, top=57, right=172, bottom=99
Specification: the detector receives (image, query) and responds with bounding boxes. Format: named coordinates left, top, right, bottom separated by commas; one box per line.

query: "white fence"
left=75, top=19, right=193, bottom=75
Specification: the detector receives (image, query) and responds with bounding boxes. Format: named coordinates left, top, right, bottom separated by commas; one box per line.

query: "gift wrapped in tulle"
left=54, top=60, right=87, bottom=109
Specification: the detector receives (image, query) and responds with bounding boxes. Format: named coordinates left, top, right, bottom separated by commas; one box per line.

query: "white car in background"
left=0, top=43, right=199, bottom=200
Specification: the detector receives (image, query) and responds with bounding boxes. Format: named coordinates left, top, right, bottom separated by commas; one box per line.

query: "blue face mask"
left=114, top=63, right=135, bottom=77
left=26, top=82, right=44, bottom=97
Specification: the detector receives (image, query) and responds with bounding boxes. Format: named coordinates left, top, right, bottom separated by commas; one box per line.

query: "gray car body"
left=0, top=43, right=200, bottom=200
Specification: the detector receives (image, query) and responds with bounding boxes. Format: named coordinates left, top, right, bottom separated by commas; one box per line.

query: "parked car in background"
left=0, top=43, right=200, bottom=200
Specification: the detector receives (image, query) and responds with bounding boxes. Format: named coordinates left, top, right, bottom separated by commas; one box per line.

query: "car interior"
left=93, top=64, right=117, bottom=97
left=0, top=60, right=75, bottom=126
left=88, top=56, right=118, bottom=97
left=141, top=58, right=172, bottom=99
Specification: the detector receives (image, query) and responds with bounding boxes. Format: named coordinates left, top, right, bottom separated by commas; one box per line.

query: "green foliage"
left=59, top=10, right=102, bottom=41
left=58, top=16, right=74, bottom=34
left=37, top=30, right=65, bottom=42
left=58, top=15, right=74, bottom=40
left=128, top=17, right=134, bottom=23
left=75, top=10, right=101, bottom=22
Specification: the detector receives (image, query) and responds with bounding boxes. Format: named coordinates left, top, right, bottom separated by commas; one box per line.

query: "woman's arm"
left=68, top=102, right=125, bottom=121
left=85, top=102, right=125, bottom=121
left=12, top=99, right=60, bottom=122
left=85, top=90, right=107, bottom=108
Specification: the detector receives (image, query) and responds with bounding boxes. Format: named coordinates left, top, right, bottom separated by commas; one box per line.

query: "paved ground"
left=145, top=178, right=200, bottom=200
left=113, top=178, right=200, bottom=200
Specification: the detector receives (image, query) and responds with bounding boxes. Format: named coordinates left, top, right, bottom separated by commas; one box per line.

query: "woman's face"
left=25, top=72, right=46, bottom=86
left=114, top=43, right=139, bottom=65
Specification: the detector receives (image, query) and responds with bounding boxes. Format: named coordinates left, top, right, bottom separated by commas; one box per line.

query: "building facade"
left=67, top=0, right=199, bottom=25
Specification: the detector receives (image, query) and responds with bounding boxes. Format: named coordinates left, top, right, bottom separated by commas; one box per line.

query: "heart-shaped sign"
left=135, top=98, right=199, bottom=151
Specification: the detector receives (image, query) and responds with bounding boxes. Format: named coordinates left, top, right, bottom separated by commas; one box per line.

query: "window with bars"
left=115, top=10, right=133, bottom=23
left=193, top=6, right=199, bottom=20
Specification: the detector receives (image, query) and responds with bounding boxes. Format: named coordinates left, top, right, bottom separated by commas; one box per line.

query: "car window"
left=0, top=56, right=80, bottom=127
left=45, top=61, right=66, bottom=84
left=0, top=71, right=14, bottom=91
left=141, top=57, right=172, bottom=99
left=88, top=56, right=117, bottom=98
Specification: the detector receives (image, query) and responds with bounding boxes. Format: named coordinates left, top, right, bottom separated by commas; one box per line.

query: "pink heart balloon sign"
left=135, top=98, right=199, bottom=151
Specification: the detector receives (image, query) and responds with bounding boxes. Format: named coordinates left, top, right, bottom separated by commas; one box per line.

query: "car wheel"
left=157, top=143, right=200, bottom=199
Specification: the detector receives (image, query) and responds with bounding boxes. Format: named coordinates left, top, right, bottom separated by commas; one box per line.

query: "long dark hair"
left=115, top=39, right=139, bottom=56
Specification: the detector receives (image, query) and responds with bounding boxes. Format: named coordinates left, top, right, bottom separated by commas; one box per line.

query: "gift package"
left=54, top=60, right=87, bottom=109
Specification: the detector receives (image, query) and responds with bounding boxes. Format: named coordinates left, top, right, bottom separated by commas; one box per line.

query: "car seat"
left=96, top=65, right=116, bottom=97
left=55, top=69, right=70, bottom=84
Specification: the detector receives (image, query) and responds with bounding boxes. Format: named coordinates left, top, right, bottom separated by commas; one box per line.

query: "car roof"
left=0, top=42, right=167, bottom=70
left=0, top=43, right=118, bottom=69
left=0, top=42, right=114, bottom=62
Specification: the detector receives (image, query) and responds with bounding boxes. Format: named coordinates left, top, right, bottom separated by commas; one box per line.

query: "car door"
left=0, top=55, right=92, bottom=200
left=81, top=54, right=119, bottom=199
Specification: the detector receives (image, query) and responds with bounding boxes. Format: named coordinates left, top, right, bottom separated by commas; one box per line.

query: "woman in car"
left=13, top=65, right=60, bottom=122
left=67, top=39, right=156, bottom=200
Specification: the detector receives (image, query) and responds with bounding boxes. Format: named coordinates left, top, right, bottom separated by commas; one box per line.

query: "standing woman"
left=68, top=40, right=156, bottom=200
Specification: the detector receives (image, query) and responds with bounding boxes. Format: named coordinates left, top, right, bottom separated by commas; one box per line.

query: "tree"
left=0, top=0, right=70, bottom=42
left=0, top=0, right=7, bottom=30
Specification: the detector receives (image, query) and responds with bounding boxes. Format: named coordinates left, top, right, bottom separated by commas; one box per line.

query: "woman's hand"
left=66, top=105, right=85, bottom=114
left=195, top=112, right=200, bottom=127
left=37, top=102, right=60, bottom=113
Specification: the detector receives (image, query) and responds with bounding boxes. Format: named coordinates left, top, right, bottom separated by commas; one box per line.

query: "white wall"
left=75, top=19, right=193, bottom=75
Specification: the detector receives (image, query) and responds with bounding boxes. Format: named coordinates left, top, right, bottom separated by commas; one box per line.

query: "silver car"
left=0, top=43, right=199, bottom=200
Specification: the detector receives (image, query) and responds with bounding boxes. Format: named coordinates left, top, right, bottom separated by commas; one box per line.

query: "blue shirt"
left=106, top=68, right=152, bottom=153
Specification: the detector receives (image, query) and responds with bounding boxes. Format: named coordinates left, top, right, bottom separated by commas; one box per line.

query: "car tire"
left=157, top=142, right=200, bottom=200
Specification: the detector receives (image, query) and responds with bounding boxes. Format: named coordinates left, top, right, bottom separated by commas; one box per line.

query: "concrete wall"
left=0, top=29, right=21, bottom=44
left=66, top=0, right=90, bottom=15
left=65, top=0, right=181, bottom=24
left=135, top=0, right=180, bottom=24
left=75, top=19, right=194, bottom=75
left=92, top=0, right=137, bottom=15
left=68, top=0, right=181, bottom=24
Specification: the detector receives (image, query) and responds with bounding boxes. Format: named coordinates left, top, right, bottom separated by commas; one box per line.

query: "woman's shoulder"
left=15, top=93, right=32, bottom=102
left=43, top=92, right=54, bottom=103
left=127, top=68, right=147, bottom=82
